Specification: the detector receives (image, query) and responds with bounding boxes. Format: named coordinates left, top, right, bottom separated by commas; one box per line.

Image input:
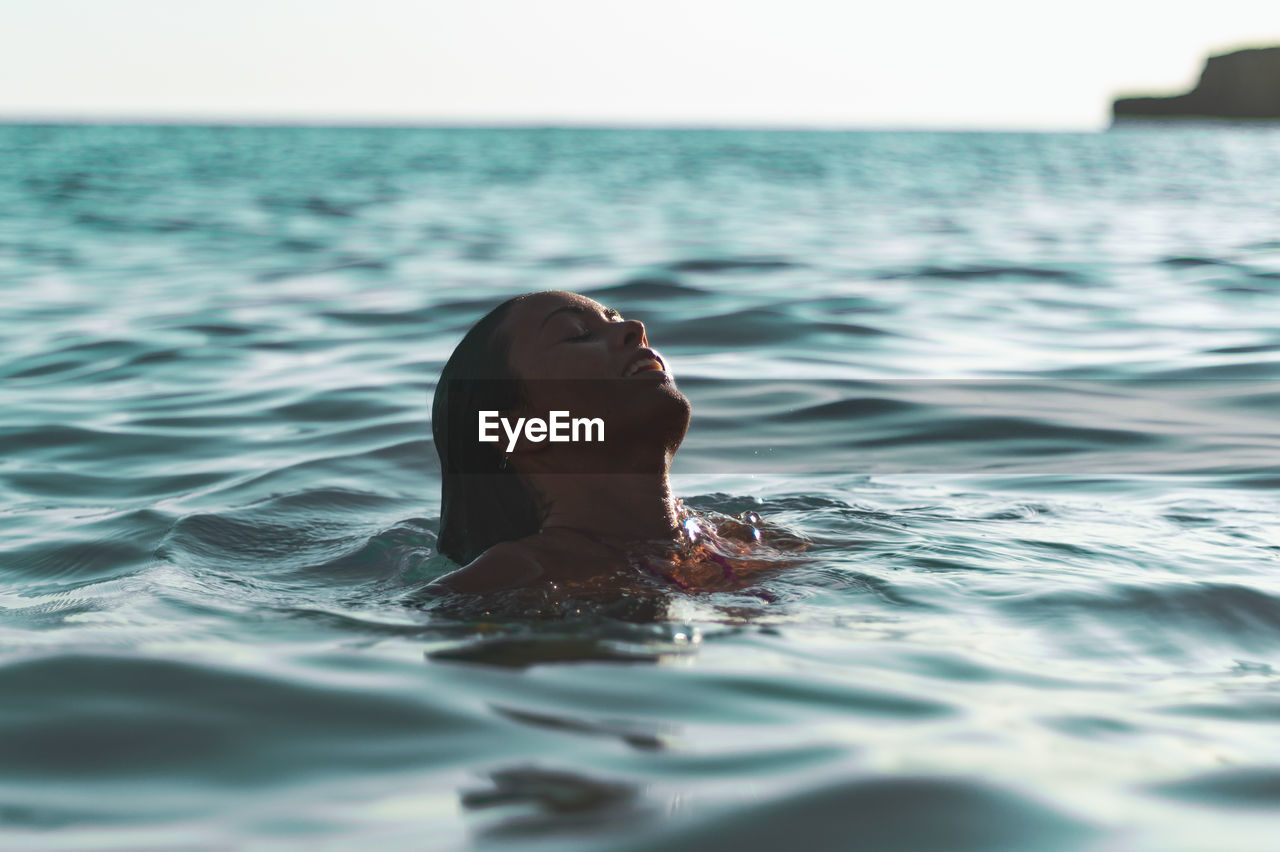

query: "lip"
left=621, top=348, right=667, bottom=378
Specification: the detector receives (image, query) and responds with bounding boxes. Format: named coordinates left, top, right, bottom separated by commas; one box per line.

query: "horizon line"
left=0, top=114, right=1106, bottom=134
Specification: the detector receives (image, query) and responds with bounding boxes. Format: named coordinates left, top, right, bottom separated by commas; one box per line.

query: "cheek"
left=513, top=358, right=604, bottom=413
left=550, top=345, right=612, bottom=380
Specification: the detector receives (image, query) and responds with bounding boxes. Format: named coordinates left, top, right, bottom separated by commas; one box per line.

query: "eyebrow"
left=539, top=304, right=621, bottom=328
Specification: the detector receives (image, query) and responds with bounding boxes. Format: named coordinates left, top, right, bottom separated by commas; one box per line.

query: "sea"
left=2, top=124, right=1279, bottom=850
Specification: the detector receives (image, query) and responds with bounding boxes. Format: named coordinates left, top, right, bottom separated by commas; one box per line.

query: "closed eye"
left=558, top=306, right=620, bottom=342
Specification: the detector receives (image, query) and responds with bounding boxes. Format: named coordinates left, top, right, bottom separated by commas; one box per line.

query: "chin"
left=658, top=385, right=692, bottom=448
left=619, top=382, right=691, bottom=454
left=526, top=378, right=691, bottom=473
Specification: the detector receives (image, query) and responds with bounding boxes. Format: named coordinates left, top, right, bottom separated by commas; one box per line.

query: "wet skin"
left=432, top=291, right=692, bottom=593
left=501, top=291, right=690, bottom=469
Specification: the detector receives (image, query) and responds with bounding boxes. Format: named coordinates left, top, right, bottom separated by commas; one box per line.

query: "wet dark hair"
left=433, top=296, right=542, bottom=565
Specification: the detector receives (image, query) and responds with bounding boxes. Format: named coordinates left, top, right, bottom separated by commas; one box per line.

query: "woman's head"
left=433, top=291, right=690, bottom=564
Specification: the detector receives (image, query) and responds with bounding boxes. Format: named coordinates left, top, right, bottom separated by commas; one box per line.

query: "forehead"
left=501, top=291, right=608, bottom=338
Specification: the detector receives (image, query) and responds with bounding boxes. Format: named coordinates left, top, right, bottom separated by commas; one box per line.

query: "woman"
left=429, top=290, right=784, bottom=596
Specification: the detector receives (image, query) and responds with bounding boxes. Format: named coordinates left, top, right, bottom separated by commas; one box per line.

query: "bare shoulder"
left=428, top=540, right=546, bottom=594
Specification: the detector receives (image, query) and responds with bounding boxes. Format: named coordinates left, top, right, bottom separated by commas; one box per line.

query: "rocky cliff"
left=1112, top=46, right=1280, bottom=122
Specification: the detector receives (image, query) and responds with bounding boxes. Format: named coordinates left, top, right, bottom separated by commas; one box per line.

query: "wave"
left=875, top=263, right=1094, bottom=285
left=586, top=277, right=708, bottom=300
left=665, top=256, right=799, bottom=273
left=1148, top=767, right=1280, bottom=807
left=998, top=582, right=1280, bottom=660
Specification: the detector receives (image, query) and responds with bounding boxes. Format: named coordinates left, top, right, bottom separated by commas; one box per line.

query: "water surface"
left=2, top=125, right=1280, bottom=850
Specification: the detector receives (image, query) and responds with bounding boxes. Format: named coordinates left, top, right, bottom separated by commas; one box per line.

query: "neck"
left=530, top=471, right=681, bottom=543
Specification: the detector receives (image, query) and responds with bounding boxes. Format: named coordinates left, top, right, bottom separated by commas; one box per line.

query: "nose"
left=615, top=318, right=647, bottom=349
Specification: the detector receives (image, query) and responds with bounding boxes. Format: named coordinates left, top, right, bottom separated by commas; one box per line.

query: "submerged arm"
left=427, top=541, right=545, bottom=594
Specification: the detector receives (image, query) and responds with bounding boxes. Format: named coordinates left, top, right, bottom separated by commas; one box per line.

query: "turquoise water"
left=2, top=124, right=1280, bottom=849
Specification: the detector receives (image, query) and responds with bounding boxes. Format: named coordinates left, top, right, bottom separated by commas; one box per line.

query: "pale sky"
left=4, top=0, right=1280, bottom=129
